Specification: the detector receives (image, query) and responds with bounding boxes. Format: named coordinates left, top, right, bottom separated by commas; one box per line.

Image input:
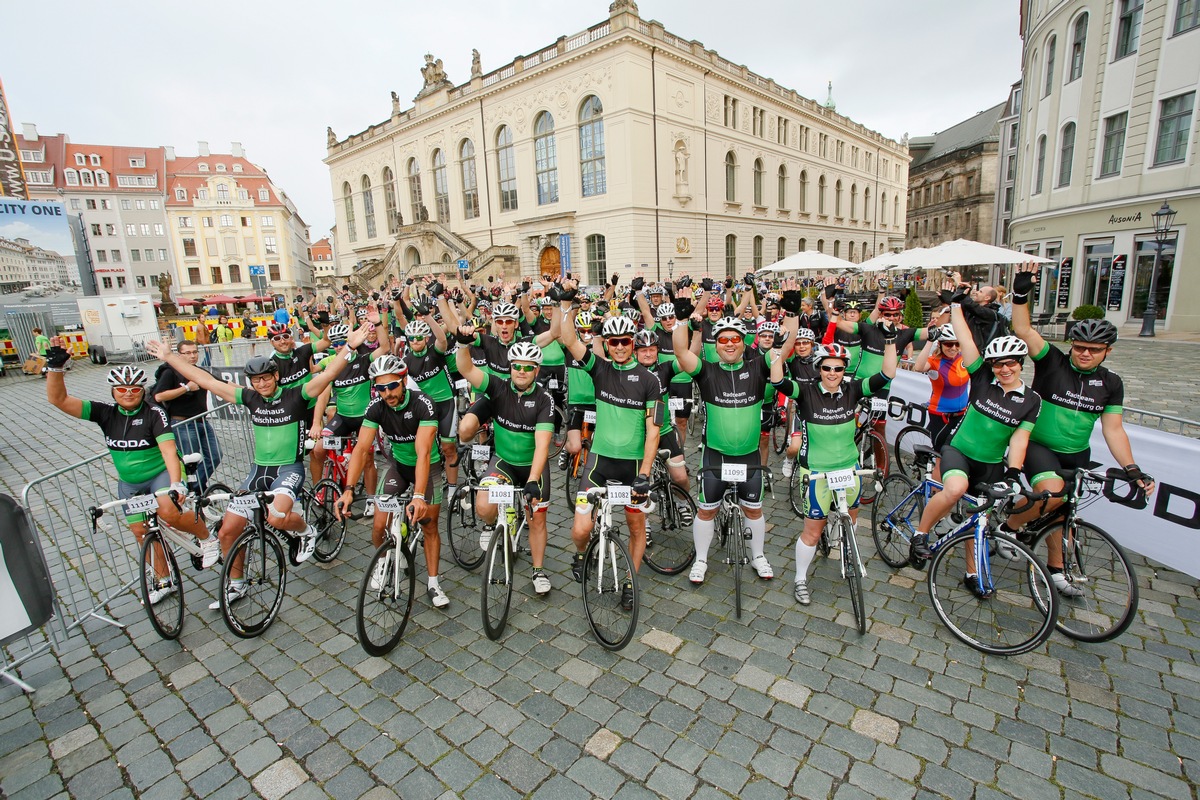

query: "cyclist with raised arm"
left=145, top=326, right=367, bottom=608
left=455, top=336, right=556, bottom=595
left=780, top=326, right=820, bottom=479
left=637, top=293, right=697, bottom=447
left=631, top=330, right=689, bottom=492
left=1001, top=263, right=1154, bottom=596
left=912, top=322, right=969, bottom=451
left=401, top=314, right=459, bottom=500
left=45, top=348, right=217, bottom=602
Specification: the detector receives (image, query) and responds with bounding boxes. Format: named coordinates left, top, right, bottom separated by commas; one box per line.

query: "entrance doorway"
left=1131, top=235, right=1176, bottom=321
left=1081, top=239, right=1113, bottom=308
left=539, top=246, right=561, bottom=279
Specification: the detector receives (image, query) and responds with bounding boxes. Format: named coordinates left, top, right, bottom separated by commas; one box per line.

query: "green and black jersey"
left=273, top=342, right=317, bottom=390
left=530, top=316, right=564, bottom=367
left=787, top=354, right=819, bottom=386
left=686, top=356, right=770, bottom=457
left=1028, top=343, right=1123, bottom=454
left=318, top=346, right=372, bottom=417
left=472, top=333, right=525, bottom=380
left=479, top=373, right=555, bottom=466
left=948, top=358, right=1042, bottom=464
left=777, top=372, right=889, bottom=471
left=646, top=360, right=677, bottom=435
left=566, top=351, right=596, bottom=406
left=652, top=323, right=691, bottom=386
left=404, top=344, right=453, bottom=403
left=853, top=322, right=919, bottom=380
left=826, top=323, right=863, bottom=376
left=82, top=400, right=174, bottom=483
left=582, top=352, right=662, bottom=461
left=235, top=386, right=317, bottom=466
left=362, top=389, right=441, bottom=467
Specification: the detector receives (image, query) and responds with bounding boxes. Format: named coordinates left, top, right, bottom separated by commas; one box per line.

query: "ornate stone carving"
left=327, top=126, right=337, bottom=147
left=416, top=53, right=451, bottom=99
left=675, top=237, right=690, bottom=255
left=391, top=91, right=401, bottom=116
left=609, top=0, right=639, bottom=13
left=471, top=49, right=482, bottom=79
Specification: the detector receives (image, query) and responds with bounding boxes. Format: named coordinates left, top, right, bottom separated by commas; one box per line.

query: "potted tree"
left=1066, top=303, right=1105, bottom=340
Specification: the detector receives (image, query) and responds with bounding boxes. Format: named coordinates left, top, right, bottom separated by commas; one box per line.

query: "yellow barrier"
left=0, top=339, right=15, bottom=358
left=172, top=316, right=270, bottom=341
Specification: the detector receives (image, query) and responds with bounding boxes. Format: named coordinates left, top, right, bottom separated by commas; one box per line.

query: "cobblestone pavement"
left=1, top=354, right=1199, bottom=800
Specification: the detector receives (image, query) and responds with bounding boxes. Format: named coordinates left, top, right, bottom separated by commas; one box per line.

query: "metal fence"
left=1124, top=406, right=1200, bottom=439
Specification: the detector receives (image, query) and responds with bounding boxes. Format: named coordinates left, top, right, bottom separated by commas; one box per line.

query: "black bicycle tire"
left=856, top=428, right=888, bottom=506
left=356, top=540, right=415, bottom=655
left=581, top=531, right=639, bottom=651
left=727, top=505, right=745, bottom=620
left=839, top=516, right=867, bottom=635
left=445, top=486, right=486, bottom=571
left=893, top=425, right=934, bottom=481
left=549, top=403, right=568, bottom=458
left=788, top=464, right=805, bottom=518
left=871, top=475, right=921, bottom=569
left=771, top=411, right=788, bottom=455
left=310, top=480, right=347, bottom=563
left=643, top=482, right=696, bottom=576
left=221, top=526, right=287, bottom=639
left=481, top=522, right=513, bottom=640
left=140, top=531, right=184, bottom=640
left=1027, top=521, right=1138, bottom=643
left=200, top=482, right=234, bottom=531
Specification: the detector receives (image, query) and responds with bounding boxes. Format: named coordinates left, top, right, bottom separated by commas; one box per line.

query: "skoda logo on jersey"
left=106, top=437, right=150, bottom=449
left=525, top=401, right=536, bottom=408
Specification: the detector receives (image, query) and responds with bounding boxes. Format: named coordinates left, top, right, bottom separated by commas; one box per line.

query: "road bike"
left=642, top=449, right=696, bottom=576
left=563, top=407, right=596, bottom=506
left=477, top=480, right=532, bottom=640
left=801, top=467, right=877, bottom=634
left=853, top=397, right=889, bottom=505
left=698, top=463, right=772, bottom=619
left=579, top=483, right=640, bottom=651
left=445, top=434, right=494, bottom=571
left=306, top=434, right=359, bottom=562
left=356, top=491, right=423, bottom=655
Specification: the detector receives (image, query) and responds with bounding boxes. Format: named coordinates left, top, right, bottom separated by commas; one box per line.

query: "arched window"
left=777, top=237, right=786, bottom=263
left=777, top=165, right=788, bottom=209
left=361, top=174, right=376, bottom=238
left=1034, top=135, right=1047, bottom=194
left=753, top=235, right=764, bottom=269
left=863, top=187, right=871, bottom=223
left=850, top=184, right=858, bottom=220
left=1069, top=13, right=1088, bottom=82
left=725, top=234, right=737, bottom=276
left=753, top=159, right=764, bottom=206
left=496, top=127, right=517, bottom=211
left=65, top=169, right=79, bottom=186
left=862, top=241, right=869, bottom=262
left=849, top=242, right=856, bottom=262
left=798, top=170, right=808, bottom=212
left=95, top=169, right=109, bottom=187
left=725, top=152, right=737, bottom=202
left=80, top=169, right=93, bottom=186
left=816, top=238, right=825, bottom=254
left=833, top=240, right=841, bottom=259
left=579, top=96, right=606, bottom=197
left=407, top=158, right=424, bottom=220
left=1044, top=35, right=1056, bottom=96
left=834, top=180, right=843, bottom=217
left=432, top=149, right=450, bottom=223
left=343, top=181, right=356, bottom=242
left=460, top=140, right=479, bottom=220
left=893, top=196, right=899, bottom=227
left=534, top=112, right=559, bottom=205
left=817, top=175, right=827, bottom=214
left=1057, top=122, right=1076, bottom=187
left=586, top=234, right=606, bottom=285
left=799, top=237, right=807, bottom=252
left=217, top=183, right=229, bottom=201
left=880, top=192, right=887, bottom=225
left=382, top=166, right=399, bottom=233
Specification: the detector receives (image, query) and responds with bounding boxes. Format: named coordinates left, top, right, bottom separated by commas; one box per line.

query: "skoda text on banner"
left=886, top=368, right=1200, bottom=580
left=0, top=79, right=29, bottom=199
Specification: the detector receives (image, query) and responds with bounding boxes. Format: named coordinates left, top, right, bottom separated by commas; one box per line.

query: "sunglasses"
left=1070, top=343, right=1107, bottom=355
left=494, top=318, right=517, bottom=324
left=716, top=335, right=742, bottom=345
left=331, top=340, right=347, bottom=347
left=511, top=364, right=537, bottom=373
left=409, top=335, right=426, bottom=341
left=820, top=365, right=846, bottom=373
left=113, top=386, right=144, bottom=395
left=374, top=380, right=404, bottom=392
left=990, top=359, right=1021, bottom=369
left=940, top=341, right=960, bottom=347
left=606, top=337, right=633, bottom=347
left=271, top=333, right=291, bottom=341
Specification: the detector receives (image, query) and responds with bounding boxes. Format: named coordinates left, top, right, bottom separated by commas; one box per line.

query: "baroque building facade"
left=325, top=1, right=909, bottom=288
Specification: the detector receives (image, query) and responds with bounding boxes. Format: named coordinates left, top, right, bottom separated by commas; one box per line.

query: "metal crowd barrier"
left=1123, top=406, right=1200, bottom=440
left=196, top=340, right=268, bottom=368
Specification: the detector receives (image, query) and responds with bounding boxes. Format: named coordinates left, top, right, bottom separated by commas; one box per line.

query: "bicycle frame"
left=805, top=469, right=875, bottom=580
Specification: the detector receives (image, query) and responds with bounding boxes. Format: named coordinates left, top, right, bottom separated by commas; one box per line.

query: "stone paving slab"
left=1, top=357, right=1198, bottom=799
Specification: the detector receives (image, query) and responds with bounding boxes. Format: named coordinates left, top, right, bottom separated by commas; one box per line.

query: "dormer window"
left=89, top=154, right=101, bottom=166
left=74, top=153, right=85, bottom=166
left=198, top=163, right=209, bottom=172
left=175, top=187, right=187, bottom=201
left=216, top=163, right=227, bottom=172
left=232, top=164, right=243, bottom=173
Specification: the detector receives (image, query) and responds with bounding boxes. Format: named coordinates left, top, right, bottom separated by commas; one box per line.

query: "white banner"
left=884, top=369, right=1200, bottom=579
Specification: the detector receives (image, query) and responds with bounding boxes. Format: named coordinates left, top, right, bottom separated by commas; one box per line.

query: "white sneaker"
left=295, top=525, right=318, bottom=564
left=1052, top=571, right=1084, bottom=598
left=689, top=560, right=707, bottom=584
left=750, top=554, right=774, bottom=580
left=369, top=552, right=392, bottom=592
left=782, top=460, right=794, bottom=478
left=427, top=584, right=450, bottom=609
left=147, top=578, right=177, bottom=605
left=794, top=581, right=811, bottom=605
left=209, top=580, right=248, bottom=610
left=479, top=525, right=494, bottom=554
left=994, top=539, right=1021, bottom=561
left=532, top=570, right=552, bottom=596
left=198, top=536, right=221, bottom=569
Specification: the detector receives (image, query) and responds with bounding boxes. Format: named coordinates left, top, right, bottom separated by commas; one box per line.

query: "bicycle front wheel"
left=726, top=506, right=746, bottom=619
left=771, top=413, right=788, bottom=455
left=927, top=531, right=1057, bottom=656
left=581, top=531, right=639, bottom=651
left=221, top=527, right=287, bottom=639
left=643, top=482, right=696, bottom=576
left=357, top=540, right=415, bottom=655
left=871, top=475, right=921, bottom=569
left=1027, top=521, right=1138, bottom=643
left=140, top=531, right=184, bottom=640
left=787, top=463, right=805, bottom=518
left=481, top=524, right=513, bottom=640
left=856, top=429, right=887, bottom=505
left=893, top=425, right=934, bottom=480
left=310, top=480, right=347, bottom=563
left=837, top=516, right=867, bottom=635
left=550, top=403, right=568, bottom=458
left=445, top=486, right=486, bottom=571
left=200, top=482, right=233, bottom=529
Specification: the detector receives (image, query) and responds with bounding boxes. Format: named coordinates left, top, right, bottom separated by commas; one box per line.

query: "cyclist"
left=780, top=327, right=820, bottom=479
left=632, top=330, right=690, bottom=492
left=454, top=338, right=556, bottom=595
left=335, top=355, right=450, bottom=608
left=673, top=314, right=775, bottom=585
left=912, top=323, right=969, bottom=452
left=636, top=295, right=696, bottom=447
left=44, top=350, right=217, bottom=601
left=401, top=317, right=460, bottom=499
left=907, top=311, right=1041, bottom=597
left=152, top=339, right=222, bottom=492
left=524, top=295, right=568, bottom=451
left=563, top=310, right=599, bottom=466
left=819, top=281, right=864, bottom=376
left=1002, top=264, right=1154, bottom=595
left=768, top=321, right=899, bottom=606
left=559, top=287, right=663, bottom=608
left=145, top=327, right=367, bottom=608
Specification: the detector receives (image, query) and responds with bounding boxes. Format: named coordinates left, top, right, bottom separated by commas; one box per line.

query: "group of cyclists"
left=43, top=260, right=1154, bottom=630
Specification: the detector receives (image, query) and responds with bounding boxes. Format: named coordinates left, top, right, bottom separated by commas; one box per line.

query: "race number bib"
left=870, top=398, right=887, bottom=413
left=124, top=494, right=156, bottom=514
left=668, top=398, right=685, bottom=412
left=721, top=463, right=748, bottom=483
left=825, top=469, right=857, bottom=491
left=607, top=485, right=632, bottom=504
left=455, top=379, right=470, bottom=391
left=472, top=444, right=491, bottom=461
left=487, top=485, right=515, bottom=504
left=374, top=495, right=404, bottom=513
left=229, top=494, right=260, bottom=512
left=583, top=410, right=597, bottom=425
left=322, top=437, right=344, bottom=451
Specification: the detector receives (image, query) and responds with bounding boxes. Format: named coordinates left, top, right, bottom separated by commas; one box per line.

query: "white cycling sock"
left=693, top=517, right=715, bottom=562
left=427, top=575, right=440, bottom=590
left=747, top=515, right=766, bottom=559
left=795, top=541, right=817, bottom=583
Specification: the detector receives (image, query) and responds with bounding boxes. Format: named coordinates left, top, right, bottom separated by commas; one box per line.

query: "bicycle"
left=871, top=462, right=1059, bottom=655
left=445, top=432, right=495, bottom=572
left=765, top=397, right=790, bottom=456
left=578, top=484, right=640, bottom=651
left=687, top=382, right=705, bottom=438
left=642, top=449, right=697, bottom=576
left=356, top=491, right=422, bottom=655
left=800, top=468, right=876, bottom=634
left=853, top=397, right=889, bottom=505
left=697, top=464, right=772, bottom=620
left=890, top=400, right=936, bottom=480
left=563, top=408, right=596, bottom=506
left=478, top=481, right=532, bottom=640
left=306, top=434, right=358, bottom=562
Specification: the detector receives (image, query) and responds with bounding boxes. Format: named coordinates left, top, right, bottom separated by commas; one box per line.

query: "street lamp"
left=1138, top=201, right=1177, bottom=337
left=668, top=259, right=674, bottom=283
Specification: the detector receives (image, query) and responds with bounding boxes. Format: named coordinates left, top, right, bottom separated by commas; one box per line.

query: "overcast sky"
left=5, top=0, right=1022, bottom=239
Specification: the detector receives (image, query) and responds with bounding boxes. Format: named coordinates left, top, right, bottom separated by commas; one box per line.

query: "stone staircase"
left=349, top=221, right=520, bottom=290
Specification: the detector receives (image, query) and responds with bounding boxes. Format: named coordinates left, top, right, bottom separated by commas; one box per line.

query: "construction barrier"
left=169, top=316, right=271, bottom=342
left=1, top=339, right=16, bottom=359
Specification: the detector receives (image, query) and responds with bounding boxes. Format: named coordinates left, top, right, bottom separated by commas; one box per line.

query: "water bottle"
left=505, top=504, right=516, bottom=532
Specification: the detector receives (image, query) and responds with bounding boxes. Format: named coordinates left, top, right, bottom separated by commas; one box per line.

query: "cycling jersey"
left=946, top=358, right=1042, bottom=464
left=478, top=373, right=555, bottom=467
left=472, top=332, right=524, bottom=379
left=530, top=316, right=565, bottom=367
left=787, top=354, right=819, bottom=385
left=566, top=351, right=596, bottom=406
left=776, top=373, right=889, bottom=471
left=823, top=321, right=863, bottom=375
left=698, top=318, right=753, bottom=362
left=853, top=322, right=919, bottom=379
left=234, top=386, right=317, bottom=467
left=273, top=342, right=317, bottom=390
left=82, top=400, right=174, bottom=484
left=1028, top=343, right=1123, bottom=454
left=685, top=356, right=770, bottom=457
left=362, top=389, right=441, bottom=467
left=927, top=353, right=970, bottom=414
left=651, top=323, right=691, bottom=387
left=317, top=347, right=373, bottom=416
left=646, top=360, right=679, bottom=436
left=582, top=352, right=663, bottom=461
left=404, top=344, right=454, bottom=402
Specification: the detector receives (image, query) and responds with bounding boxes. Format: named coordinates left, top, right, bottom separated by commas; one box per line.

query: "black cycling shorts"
left=1023, top=441, right=1092, bottom=486
left=464, top=395, right=494, bottom=427
left=927, top=411, right=965, bottom=451
left=323, top=414, right=364, bottom=439
left=575, top=451, right=645, bottom=513
left=482, top=456, right=551, bottom=512
left=378, top=459, right=445, bottom=506
left=939, top=445, right=1003, bottom=487
left=659, top=428, right=684, bottom=463
left=696, top=447, right=762, bottom=510
left=433, top=399, right=458, bottom=442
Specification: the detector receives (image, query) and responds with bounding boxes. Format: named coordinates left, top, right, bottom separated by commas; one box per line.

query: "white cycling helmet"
left=508, top=340, right=543, bottom=365
left=574, top=310, right=594, bottom=329
left=405, top=320, right=432, bottom=339
left=601, top=316, right=638, bottom=338
left=107, top=365, right=147, bottom=386
left=655, top=302, right=676, bottom=320
left=757, top=321, right=780, bottom=334
left=713, top=316, right=747, bottom=337
left=796, top=328, right=817, bottom=342
left=934, top=323, right=957, bottom=343
left=327, top=323, right=351, bottom=341
left=492, top=302, right=520, bottom=320
left=983, top=335, right=1029, bottom=362
left=368, top=355, right=408, bottom=379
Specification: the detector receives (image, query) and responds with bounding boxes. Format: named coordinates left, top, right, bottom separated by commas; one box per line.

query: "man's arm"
left=153, top=366, right=198, bottom=405
left=672, top=316, right=700, bottom=375
left=948, top=303, right=980, bottom=366
left=44, top=345, right=84, bottom=418
left=335, top=425, right=379, bottom=517
left=409, top=425, right=437, bottom=521
left=635, top=290, right=655, bottom=329
left=454, top=334, right=487, bottom=389
left=1009, top=264, right=1047, bottom=355
left=145, top=340, right=239, bottom=403
left=302, top=324, right=369, bottom=399
left=557, top=287, right=588, bottom=361
left=639, top=404, right=662, bottom=478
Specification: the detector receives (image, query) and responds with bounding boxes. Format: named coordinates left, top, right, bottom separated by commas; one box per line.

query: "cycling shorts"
left=481, top=457, right=551, bottom=512
left=575, top=451, right=646, bottom=514
left=658, top=428, right=684, bottom=466
left=377, top=459, right=444, bottom=507
left=927, top=411, right=965, bottom=451
left=939, top=445, right=1003, bottom=487
left=464, top=395, right=494, bottom=427
left=323, top=414, right=364, bottom=439
left=117, top=469, right=172, bottom=524
left=433, top=398, right=458, bottom=442
left=697, top=447, right=762, bottom=511
left=234, top=463, right=306, bottom=519
left=1023, top=441, right=1092, bottom=487
left=798, top=465, right=862, bottom=520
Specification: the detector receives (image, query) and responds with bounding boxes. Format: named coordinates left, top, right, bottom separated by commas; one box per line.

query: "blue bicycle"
left=870, top=445, right=1059, bottom=656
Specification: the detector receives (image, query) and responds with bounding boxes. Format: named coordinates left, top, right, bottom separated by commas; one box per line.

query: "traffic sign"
left=249, top=265, right=266, bottom=276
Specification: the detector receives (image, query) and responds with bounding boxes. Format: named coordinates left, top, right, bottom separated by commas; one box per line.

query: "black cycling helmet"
left=1068, top=318, right=1118, bottom=345
left=244, top=355, right=279, bottom=376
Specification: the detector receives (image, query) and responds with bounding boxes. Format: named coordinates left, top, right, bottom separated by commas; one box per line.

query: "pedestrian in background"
left=194, top=315, right=212, bottom=366
left=215, top=315, right=235, bottom=366
left=241, top=309, right=257, bottom=355
left=152, top=339, right=222, bottom=491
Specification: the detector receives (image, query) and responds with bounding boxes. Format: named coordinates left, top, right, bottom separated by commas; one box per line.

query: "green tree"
left=903, top=289, right=924, bottom=328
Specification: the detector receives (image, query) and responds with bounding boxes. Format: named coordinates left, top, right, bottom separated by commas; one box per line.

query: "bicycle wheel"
left=856, top=429, right=887, bottom=505
left=549, top=403, right=568, bottom=458
left=726, top=506, right=746, bottom=619
left=220, top=527, right=287, bottom=639
left=564, top=442, right=591, bottom=508
left=481, top=523, right=513, bottom=640
left=771, top=411, right=788, bottom=455
left=927, top=531, right=1057, bottom=656
left=871, top=475, right=921, bottom=569
left=200, top=482, right=233, bottom=529
left=1027, top=521, right=1138, bottom=643
left=838, top=516, right=867, bottom=635
left=643, top=482, right=696, bottom=576
left=357, top=539, right=416, bottom=655
left=309, top=480, right=347, bottom=563
left=788, top=463, right=805, bottom=518
left=445, top=485, right=486, bottom=571
left=893, top=425, right=934, bottom=480
left=140, top=531, right=184, bottom=640
left=581, top=530, right=639, bottom=651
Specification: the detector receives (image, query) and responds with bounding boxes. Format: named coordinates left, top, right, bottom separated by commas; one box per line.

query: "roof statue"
left=391, top=91, right=401, bottom=116
left=327, top=126, right=337, bottom=147
left=823, top=81, right=836, bottom=111
left=609, top=0, right=639, bottom=13
left=470, top=49, right=482, bottom=80
left=417, top=53, right=451, bottom=98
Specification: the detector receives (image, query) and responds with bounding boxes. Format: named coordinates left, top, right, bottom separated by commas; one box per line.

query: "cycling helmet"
left=327, top=323, right=350, bottom=341
left=653, top=303, right=674, bottom=320
left=243, top=355, right=279, bottom=376
left=815, top=343, right=851, bottom=363
left=355, top=307, right=368, bottom=320
left=477, top=300, right=491, bottom=312
left=796, top=327, right=817, bottom=342
left=713, top=317, right=748, bottom=337
left=934, top=323, right=957, bottom=342
left=622, top=307, right=642, bottom=321
left=983, top=335, right=1029, bottom=362
left=633, top=330, right=658, bottom=349
left=107, top=364, right=147, bottom=386
left=508, top=340, right=543, bottom=365
left=757, top=321, right=780, bottom=335
left=405, top=320, right=432, bottom=339
left=267, top=322, right=289, bottom=337
left=368, top=354, right=408, bottom=379
left=574, top=311, right=594, bottom=329
left=836, top=298, right=863, bottom=313
left=877, top=295, right=903, bottom=312
left=602, top=316, right=638, bottom=338
left=706, top=296, right=725, bottom=312
left=1067, top=318, right=1118, bottom=345
left=492, top=302, right=520, bottom=320
left=648, top=285, right=667, bottom=296
left=535, top=296, right=555, bottom=309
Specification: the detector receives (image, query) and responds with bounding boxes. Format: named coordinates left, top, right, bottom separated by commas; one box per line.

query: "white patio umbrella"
left=759, top=250, right=856, bottom=273
left=921, top=239, right=1054, bottom=267
left=858, top=247, right=938, bottom=272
